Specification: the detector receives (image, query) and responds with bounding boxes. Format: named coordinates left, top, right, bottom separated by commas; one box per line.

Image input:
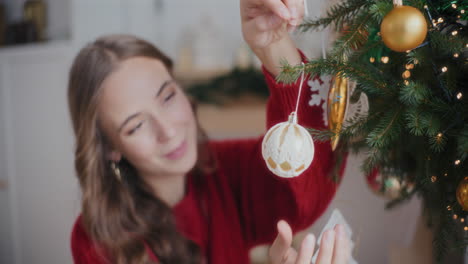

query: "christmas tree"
left=278, top=0, right=467, bottom=262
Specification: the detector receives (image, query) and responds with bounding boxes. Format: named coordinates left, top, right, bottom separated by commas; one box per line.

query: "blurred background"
left=0, top=0, right=459, bottom=263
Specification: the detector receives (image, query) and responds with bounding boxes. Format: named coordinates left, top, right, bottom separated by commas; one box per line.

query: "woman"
left=69, top=0, right=350, bottom=263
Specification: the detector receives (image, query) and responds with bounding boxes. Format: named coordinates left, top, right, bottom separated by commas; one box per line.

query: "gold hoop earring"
left=110, top=161, right=122, bottom=182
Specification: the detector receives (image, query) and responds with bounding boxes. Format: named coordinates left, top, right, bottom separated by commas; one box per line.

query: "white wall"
left=0, top=60, right=15, bottom=264
left=0, top=43, right=81, bottom=264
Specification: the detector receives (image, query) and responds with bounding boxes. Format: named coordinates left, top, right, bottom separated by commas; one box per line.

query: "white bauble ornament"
left=262, top=112, right=315, bottom=178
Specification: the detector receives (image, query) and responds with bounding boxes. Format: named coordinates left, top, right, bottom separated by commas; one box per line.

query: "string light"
left=447, top=205, right=452, bottom=211
left=402, top=70, right=411, bottom=79
left=441, top=66, right=448, bottom=73
left=455, top=160, right=461, bottom=165
left=405, top=64, right=414, bottom=70
left=454, top=53, right=459, bottom=58
left=452, top=31, right=459, bottom=36
left=454, top=214, right=458, bottom=220
left=452, top=3, right=457, bottom=9
left=444, top=172, right=448, bottom=177
left=464, top=226, right=468, bottom=231
left=457, top=92, right=463, bottom=100
left=381, top=56, right=389, bottom=64
left=414, top=59, right=419, bottom=65
left=431, top=176, right=437, bottom=182
left=370, top=57, right=375, bottom=63
left=438, top=17, right=444, bottom=23
left=462, top=10, right=465, bottom=14
left=462, top=218, right=465, bottom=223
left=404, top=80, right=409, bottom=86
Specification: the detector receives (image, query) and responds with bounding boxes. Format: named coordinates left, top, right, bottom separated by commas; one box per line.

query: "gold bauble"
left=328, top=75, right=348, bottom=150
left=380, top=5, right=428, bottom=52
left=457, top=177, right=468, bottom=211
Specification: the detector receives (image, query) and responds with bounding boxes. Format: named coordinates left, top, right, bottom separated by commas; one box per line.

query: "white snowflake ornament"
left=261, top=112, right=315, bottom=178
left=308, top=76, right=331, bottom=126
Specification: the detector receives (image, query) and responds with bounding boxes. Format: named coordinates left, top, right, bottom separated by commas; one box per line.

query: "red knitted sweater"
left=70, top=51, right=347, bottom=263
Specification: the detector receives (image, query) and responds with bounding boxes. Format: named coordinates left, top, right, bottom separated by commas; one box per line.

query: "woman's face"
left=98, top=56, right=198, bottom=179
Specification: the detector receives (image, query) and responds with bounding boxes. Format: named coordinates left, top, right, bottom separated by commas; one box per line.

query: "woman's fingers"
left=263, top=0, right=291, bottom=20
left=331, top=225, right=351, bottom=264
left=316, top=229, right=335, bottom=264
left=269, top=220, right=294, bottom=263
left=284, top=0, right=303, bottom=26
left=251, top=13, right=283, bottom=32
left=295, top=234, right=316, bottom=264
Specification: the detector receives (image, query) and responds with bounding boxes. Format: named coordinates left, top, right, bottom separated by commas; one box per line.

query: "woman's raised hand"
left=240, top=0, right=304, bottom=52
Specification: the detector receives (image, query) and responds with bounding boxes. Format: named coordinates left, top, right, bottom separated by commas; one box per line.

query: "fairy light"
left=431, top=176, right=437, bottom=182
left=441, top=66, right=448, bottom=73
left=452, top=3, right=457, bottom=9
left=402, top=70, right=411, bottom=79
left=414, top=59, right=419, bottom=65
left=381, top=56, right=389, bottom=64
left=444, top=172, right=448, bottom=177
left=452, top=31, right=459, bottom=36
left=457, top=92, right=463, bottom=100
left=454, top=214, right=458, bottom=220
left=438, top=17, right=444, bottom=23
left=447, top=205, right=452, bottom=211
left=464, top=226, right=468, bottom=231
left=455, top=160, right=461, bottom=165
left=462, top=218, right=465, bottom=223
left=370, top=57, right=375, bottom=63
left=405, top=64, right=414, bottom=70
left=462, top=10, right=465, bottom=14
left=454, top=53, right=459, bottom=58
left=404, top=80, right=409, bottom=86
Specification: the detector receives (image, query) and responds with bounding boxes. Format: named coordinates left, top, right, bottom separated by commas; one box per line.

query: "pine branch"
left=306, top=128, right=335, bottom=142
left=405, top=108, right=425, bottom=136
left=328, top=12, right=374, bottom=59
left=277, top=59, right=395, bottom=96
left=366, top=107, right=404, bottom=149
left=368, top=0, right=394, bottom=22
left=399, top=81, right=431, bottom=106
left=429, top=31, right=468, bottom=58
left=298, top=0, right=373, bottom=32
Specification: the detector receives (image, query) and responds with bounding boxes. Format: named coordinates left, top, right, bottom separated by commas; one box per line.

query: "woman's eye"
left=128, top=121, right=144, bottom=135
left=164, top=91, right=176, bottom=102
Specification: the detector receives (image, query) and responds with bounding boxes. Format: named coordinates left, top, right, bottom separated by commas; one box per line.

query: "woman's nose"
left=155, top=117, right=177, bottom=143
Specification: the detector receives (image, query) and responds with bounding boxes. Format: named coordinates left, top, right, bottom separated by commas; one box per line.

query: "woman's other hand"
left=269, top=220, right=352, bottom=264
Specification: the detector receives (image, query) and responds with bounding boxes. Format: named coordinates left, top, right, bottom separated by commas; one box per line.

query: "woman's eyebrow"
left=118, top=112, right=141, bottom=133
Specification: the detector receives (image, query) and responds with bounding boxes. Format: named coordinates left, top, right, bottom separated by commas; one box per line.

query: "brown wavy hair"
left=68, top=35, right=214, bottom=263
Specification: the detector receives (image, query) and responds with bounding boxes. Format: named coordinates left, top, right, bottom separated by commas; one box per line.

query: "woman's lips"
left=165, top=140, right=187, bottom=160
